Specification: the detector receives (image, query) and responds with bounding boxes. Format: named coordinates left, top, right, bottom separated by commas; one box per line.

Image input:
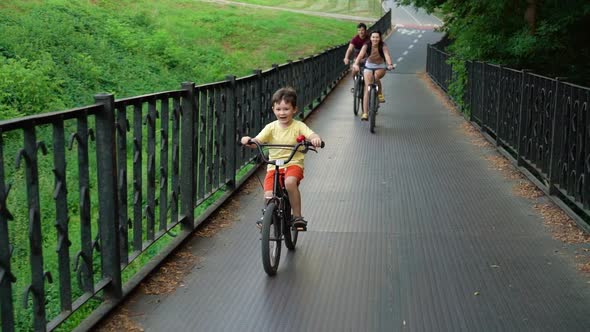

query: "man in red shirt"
left=343, top=23, right=368, bottom=78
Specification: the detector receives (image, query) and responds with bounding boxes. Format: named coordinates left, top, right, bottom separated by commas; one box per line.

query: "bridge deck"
left=93, top=29, right=590, bottom=332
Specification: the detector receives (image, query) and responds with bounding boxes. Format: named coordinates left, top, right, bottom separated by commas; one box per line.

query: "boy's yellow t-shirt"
left=255, top=120, right=315, bottom=171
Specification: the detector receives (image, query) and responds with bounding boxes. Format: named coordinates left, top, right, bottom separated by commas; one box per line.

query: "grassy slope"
left=0, top=0, right=355, bottom=119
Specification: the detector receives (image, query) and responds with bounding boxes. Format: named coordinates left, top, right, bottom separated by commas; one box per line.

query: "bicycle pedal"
left=293, top=226, right=307, bottom=232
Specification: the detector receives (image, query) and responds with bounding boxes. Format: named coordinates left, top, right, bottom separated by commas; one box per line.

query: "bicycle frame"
left=364, top=67, right=382, bottom=133
left=365, top=67, right=381, bottom=96
left=352, top=66, right=365, bottom=116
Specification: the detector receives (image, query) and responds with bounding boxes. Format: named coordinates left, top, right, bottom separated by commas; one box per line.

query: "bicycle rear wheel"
left=368, top=87, right=377, bottom=133
left=353, top=75, right=362, bottom=116
left=261, top=202, right=281, bottom=276
left=283, top=198, right=298, bottom=250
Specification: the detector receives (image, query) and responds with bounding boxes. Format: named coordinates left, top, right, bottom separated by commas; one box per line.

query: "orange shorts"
left=264, top=165, right=304, bottom=192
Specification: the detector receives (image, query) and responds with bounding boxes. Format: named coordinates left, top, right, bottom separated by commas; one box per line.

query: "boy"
left=240, top=87, right=322, bottom=230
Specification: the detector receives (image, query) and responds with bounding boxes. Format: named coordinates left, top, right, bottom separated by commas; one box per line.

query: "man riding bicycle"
left=343, top=22, right=368, bottom=78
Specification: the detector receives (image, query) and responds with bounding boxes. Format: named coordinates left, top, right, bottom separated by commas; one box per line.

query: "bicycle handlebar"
left=239, top=139, right=325, bottom=166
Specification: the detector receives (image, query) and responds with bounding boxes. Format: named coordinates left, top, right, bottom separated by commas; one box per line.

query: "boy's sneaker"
left=378, top=93, right=385, bottom=103
left=292, top=217, right=307, bottom=231
left=361, top=113, right=368, bottom=121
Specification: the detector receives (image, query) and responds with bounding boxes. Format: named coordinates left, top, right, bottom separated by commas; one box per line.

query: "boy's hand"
left=240, top=136, right=252, bottom=146
left=310, top=137, right=322, bottom=148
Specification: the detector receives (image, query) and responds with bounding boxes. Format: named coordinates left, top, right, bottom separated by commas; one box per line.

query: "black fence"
left=426, top=44, right=590, bottom=231
left=0, top=10, right=392, bottom=332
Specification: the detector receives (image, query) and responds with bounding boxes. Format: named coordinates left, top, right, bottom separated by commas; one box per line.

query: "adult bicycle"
left=242, top=137, right=324, bottom=276
left=351, top=65, right=364, bottom=116
left=364, top=67, right=392, bottom=133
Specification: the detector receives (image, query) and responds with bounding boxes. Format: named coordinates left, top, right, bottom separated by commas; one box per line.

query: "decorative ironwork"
left=427, top=44, right=590, bottom=228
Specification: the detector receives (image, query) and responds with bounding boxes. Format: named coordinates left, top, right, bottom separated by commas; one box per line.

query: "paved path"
left=93, top=21, right=590, bottom=332
left=197, top=0, right=380, bottom=22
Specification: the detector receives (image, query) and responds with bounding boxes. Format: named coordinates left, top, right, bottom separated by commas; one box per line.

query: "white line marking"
left=431, top=13, right=444, bottom=24
left=418, top=34, right=423, bottom=38
left=408, top=45, right=414, bottom=49
left=413, top=39, right=418, bottom=43
left=403, top=51, right=408, bottom=55
left=401, top=6, right=422, bottom=25
left=397, top=57, right=403, bottom=62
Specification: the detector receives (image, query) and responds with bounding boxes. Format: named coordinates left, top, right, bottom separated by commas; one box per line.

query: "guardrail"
left=426, top=43, right=590, bottom=232
left=0, top=10, right=392, bottom=332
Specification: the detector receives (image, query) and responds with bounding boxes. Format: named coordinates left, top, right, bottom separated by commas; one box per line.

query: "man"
left=343, top=23, right=368, bottom=78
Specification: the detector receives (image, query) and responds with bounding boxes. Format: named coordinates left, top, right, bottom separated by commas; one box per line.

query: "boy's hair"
left=271, top=87, right=297, bottom=108
left=357, top=22, right=367, bottom=30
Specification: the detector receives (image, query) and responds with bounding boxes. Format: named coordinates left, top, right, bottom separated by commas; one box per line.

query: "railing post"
left=548, top=77, right=564, bottom=195
left=271, top=64, right=280, bottom=94
left=253, top=69, right=263, bottom=134
left=93, top=93, right=122, bottom=300
left=226, top=76, right=237, bottom=189
left=0, top=131, right=15, bottom=332
left=495, top=66, right=503, bottom=146
left=481, top=63, right=487, bottom=128
left=467, top=60, right=473, bottom=121
left=180, top=82, right=196, bottom=230
left=516, top=69, right=531, bottom=166
left=426, top=44, right=431, bottom=75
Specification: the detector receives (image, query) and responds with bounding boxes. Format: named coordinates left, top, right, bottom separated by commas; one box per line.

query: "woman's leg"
left=376, top=69, right=386, bottom=98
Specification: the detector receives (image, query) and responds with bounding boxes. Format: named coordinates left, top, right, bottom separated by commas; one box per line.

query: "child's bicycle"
left=242, top=137, right=324, bottom=276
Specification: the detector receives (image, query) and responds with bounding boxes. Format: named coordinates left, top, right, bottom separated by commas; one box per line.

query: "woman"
left=352, top=30, right=395, bottom=120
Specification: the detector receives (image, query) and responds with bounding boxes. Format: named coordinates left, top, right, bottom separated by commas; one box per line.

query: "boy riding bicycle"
left=240, top=87, right=322, bottom=230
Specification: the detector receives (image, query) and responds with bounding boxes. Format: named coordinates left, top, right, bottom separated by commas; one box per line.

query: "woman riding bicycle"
left=240, top=87, right=322, bottom=230
left=352, top=30, right=395, bottom=121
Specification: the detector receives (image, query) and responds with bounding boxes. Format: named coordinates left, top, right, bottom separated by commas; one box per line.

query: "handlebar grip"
left=320, top=141, right=325, bottom=148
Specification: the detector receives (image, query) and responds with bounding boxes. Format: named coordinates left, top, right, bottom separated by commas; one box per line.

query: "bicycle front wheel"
left=261, top=202, right=281, bottom=275
left=353, top=75, right=361, bottom=116
left=368, top=87, right=377, bottom=133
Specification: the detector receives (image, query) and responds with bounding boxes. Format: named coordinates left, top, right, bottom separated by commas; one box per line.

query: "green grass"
left=0, top=0, right=357, bottom=119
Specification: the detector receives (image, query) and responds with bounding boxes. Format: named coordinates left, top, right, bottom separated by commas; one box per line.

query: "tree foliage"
left=399, top=0, right=590, bottom=85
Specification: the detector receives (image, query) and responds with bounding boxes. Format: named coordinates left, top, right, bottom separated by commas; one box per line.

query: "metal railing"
left=426, top=43, right=590, bottom=231
left=0, top=11, right=392, bottom=332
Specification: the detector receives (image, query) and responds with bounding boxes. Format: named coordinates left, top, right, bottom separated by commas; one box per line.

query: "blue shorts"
left=364, top=61, right=387, bottom=73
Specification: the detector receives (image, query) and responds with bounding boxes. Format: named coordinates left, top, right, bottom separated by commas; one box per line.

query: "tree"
left=397, top=0, right=590, bottom=85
